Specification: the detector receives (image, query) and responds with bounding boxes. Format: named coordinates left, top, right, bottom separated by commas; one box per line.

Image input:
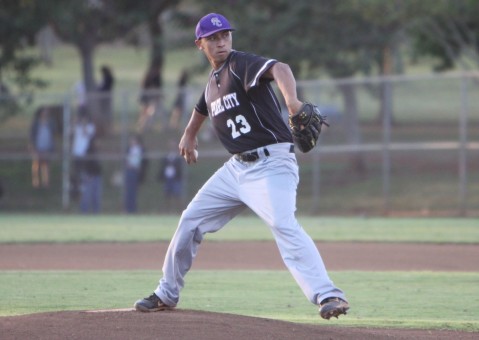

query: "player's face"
left=196, top=30, right=232, bottom=69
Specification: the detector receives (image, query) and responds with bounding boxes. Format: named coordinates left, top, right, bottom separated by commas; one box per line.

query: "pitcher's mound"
left=1, top=309, right=476, bottom=340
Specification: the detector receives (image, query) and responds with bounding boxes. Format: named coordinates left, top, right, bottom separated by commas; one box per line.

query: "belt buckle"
left=238, top=151, right=259, bottom=162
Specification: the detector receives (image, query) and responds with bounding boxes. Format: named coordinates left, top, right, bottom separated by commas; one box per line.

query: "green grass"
left=0, top=215, right=478, bottom=331
left=0, top=214, right=478, bottom=243
left=0, top=270, right=478, bottom=331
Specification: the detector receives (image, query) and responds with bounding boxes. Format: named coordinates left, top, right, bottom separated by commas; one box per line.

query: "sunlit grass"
left=0, top=270, right=477, bottom=331
left=0, top=214, right=478, bottom=243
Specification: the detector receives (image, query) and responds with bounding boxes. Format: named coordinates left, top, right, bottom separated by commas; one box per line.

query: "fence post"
left=310, top=150, right=321, bottom=214
left=382, top=77, right=393, bottom=215
left=119, top=90, right=130, bottom=211
left=458, top=74, right=469, bottom=216
left=62, top=96, right=71, bottom=210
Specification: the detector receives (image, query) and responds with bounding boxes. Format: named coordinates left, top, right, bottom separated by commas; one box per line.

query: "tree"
left=110, top=0, right=180, bottom=90
left=49, top=1, right=138, bottom=92
left=1, top=0, right=182, bottom=125
left=49, top=0, right=179, bottom=134
left=50, top=0, right=180, bottom=91
left=410, top=0, right=479, bottom=71
left=0, top=0, right=51, bottom=120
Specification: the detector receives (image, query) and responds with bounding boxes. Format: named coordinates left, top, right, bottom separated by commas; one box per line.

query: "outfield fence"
left=0, top=72, right=478, bottom=216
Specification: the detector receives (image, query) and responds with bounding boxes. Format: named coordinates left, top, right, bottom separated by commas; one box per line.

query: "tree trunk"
left=76, top=39, right=107, bottom=135
left=147, top=12, right=164, bottom=88
left=78, top=39, right=96, bottom=92
left=338, top=82, right=366, bottom=174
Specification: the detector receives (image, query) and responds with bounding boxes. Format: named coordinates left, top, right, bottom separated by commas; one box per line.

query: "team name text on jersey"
left=210, top=92, right=240, bottom=117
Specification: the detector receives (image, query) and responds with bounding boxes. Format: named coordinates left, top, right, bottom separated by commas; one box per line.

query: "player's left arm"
left=263, top=62, right=303, bottom=116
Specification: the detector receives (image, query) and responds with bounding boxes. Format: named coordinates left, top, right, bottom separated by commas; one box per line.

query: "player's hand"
left=179, top=134, right=198, bottom=164
left=182, top=148, right=198, bottom=164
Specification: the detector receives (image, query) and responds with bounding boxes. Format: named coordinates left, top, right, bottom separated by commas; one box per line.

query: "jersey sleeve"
left=194, top=90, right=208, bottom=116
left=232, top=52, right=277, bottom=92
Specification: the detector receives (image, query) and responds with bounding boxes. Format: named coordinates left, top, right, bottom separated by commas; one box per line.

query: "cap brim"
left=198, top=28, right=235, bottom=39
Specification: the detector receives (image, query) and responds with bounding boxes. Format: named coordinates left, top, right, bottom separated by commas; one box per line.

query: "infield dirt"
left=1, top=241, right=478, bottom=339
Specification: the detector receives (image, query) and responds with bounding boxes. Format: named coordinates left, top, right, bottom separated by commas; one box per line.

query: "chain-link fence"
left=1, top=72, right=478, bottom=216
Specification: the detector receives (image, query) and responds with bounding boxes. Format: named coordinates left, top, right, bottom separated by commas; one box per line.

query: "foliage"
left=409, top=0, right=479, bottom=71
left=0, top=1, right=49, bottom=88
left=0, top=0, right=50, bottom=120
left=48, top=0, right=146, bottom=90
left=194, top=0, right=479, bottom=76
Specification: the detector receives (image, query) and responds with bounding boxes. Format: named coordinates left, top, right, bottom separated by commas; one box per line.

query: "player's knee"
left=177, top=211, right=203, bottom=243
left=269, top=218, right=299, bottom=237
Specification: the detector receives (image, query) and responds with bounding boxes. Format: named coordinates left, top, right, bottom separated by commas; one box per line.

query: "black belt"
left=235, top=145, right=294, bottom=162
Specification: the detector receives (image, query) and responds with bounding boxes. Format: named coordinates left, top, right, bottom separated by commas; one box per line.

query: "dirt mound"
left=1, top=309, right=476, bottom=340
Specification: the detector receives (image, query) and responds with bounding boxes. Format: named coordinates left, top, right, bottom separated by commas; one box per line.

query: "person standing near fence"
left=96, top=65, right=115, bottom=134
left=134, top=13, right=349, bottom=320
left=79, top=137, right=102, bottom=213
left=137, top=65, right=162, bottom=132
left=158, top=139, right=184, bottom=213
left=169, top=69, right=189, bottom=130
left=123, top=134, right=145, bottom=213
left=71, top=111, right=96, bottom=200
left=29, top=106, right=57, bottom=189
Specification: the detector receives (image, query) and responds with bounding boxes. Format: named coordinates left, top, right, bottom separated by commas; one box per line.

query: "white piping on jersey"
left=230, top=66, right=281, bottom=144
left=205, top=58, right=230, bottom=101
left=249, top=101, right=281, bottom=144
left=248, top=59, right=277, bottom=89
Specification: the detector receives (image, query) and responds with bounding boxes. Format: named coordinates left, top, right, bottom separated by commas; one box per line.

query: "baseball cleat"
left=134, top=293, right=174, bottom=312
left=319, top=297, right=349, bottom=320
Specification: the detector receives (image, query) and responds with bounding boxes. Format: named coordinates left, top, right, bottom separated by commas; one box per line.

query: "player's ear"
left=195, top=39, right=203, bottom=50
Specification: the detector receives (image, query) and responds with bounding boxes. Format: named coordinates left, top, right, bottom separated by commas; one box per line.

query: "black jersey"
left=195, top=50, right=293, bottom=154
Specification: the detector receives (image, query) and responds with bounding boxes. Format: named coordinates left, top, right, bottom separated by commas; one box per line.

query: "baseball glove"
left=289, top=102, right=329, bottom=153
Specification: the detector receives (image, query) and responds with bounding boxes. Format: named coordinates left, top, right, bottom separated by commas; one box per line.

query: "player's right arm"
left=179, top=109, right=207, bottom=164
left=265, top=62, right=303, bottom=116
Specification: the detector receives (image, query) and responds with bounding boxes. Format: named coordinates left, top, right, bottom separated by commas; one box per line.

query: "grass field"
left=0, top=215, right=478, bottom=332
left=0, top=214, right=478, bottom=243
left=1, top=270, right=478, bottom=331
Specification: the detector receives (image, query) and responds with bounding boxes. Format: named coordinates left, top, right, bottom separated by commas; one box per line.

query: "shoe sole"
left=319, top=304, right=349, bottom=320
left=134, top=303, right=174, bottom=313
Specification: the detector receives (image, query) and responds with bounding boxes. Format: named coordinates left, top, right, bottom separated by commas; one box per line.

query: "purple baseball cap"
left=195, top=13, right=235, bottom=40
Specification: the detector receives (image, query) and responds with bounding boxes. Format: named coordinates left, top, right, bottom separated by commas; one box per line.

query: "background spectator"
left=97, top=65, right=114, bottom=92
left=158, top=140, right=184, bottom=213
left=124, top=134, right=145, bottom=213
left=79, top=138, right=102, bottom=213
left=73, top=80, right=87, bottom=116
left=169, top=69, right=189, bottom=130
left=96, top=65, right=115, bottom=134
left=137, top=65, right=162, bottom=132
left=29, top=106, right=57, bottom=189
left=71, top=111, right=96, bottom=200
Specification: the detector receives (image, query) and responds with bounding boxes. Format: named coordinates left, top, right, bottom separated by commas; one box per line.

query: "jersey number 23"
left=227, top=114, right=251, bottom=139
